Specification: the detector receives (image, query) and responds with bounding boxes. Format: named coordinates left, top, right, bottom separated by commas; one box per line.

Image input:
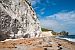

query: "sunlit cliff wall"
left=0, top=0, right=41, bottom=40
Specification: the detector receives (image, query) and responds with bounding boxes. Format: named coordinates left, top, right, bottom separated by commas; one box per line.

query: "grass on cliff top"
left=41, top=28, right=53, bottom=31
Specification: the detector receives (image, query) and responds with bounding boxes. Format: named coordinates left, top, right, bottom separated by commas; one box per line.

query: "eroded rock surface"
left=0, top=0, right=41, bottom=40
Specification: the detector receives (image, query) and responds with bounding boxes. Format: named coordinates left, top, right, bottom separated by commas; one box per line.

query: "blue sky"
left=29, top=0, right=75, bottom=35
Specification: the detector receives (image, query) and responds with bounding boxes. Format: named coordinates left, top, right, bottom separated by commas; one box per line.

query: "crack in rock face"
left=0, top=0, right=41, bottom=40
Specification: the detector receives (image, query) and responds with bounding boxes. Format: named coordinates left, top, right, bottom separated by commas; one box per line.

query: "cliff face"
left=0, top=0, right=41, bottom=40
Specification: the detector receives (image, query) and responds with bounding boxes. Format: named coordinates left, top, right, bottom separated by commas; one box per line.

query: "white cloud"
left=40, top=11, right=75, bottom=33
left=40, top=8, right=45, bottom=15
left=34, top=7, right=39, bottom=9
left=41, top=8, right=45, bottom=11
left=41, top=11, right=45, bottom=15
left=47, top=11, right=75, bottom=21
left=29, top=0, right=40, bottom=5
left=29, top=0, right=36, bottom=5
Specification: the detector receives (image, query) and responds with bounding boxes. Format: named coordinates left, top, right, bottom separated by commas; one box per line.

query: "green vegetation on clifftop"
left=41, top=28, right=53, bottom=31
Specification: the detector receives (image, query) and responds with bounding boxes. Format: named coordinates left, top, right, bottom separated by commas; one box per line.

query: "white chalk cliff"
left=0, top=0, right=41, bottom=40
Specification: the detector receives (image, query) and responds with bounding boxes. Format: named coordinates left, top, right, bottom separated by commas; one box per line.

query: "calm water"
left=56, top=35, right=75, bottom=42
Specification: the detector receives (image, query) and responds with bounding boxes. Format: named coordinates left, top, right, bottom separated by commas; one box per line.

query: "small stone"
left=44, top=48, right=47, bottom=50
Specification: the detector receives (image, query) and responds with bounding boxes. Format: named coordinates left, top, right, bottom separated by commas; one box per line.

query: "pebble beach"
left=0, top=37, right=75, bottom=50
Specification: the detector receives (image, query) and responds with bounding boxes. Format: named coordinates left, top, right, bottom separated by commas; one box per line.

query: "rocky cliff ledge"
left=0, top=0, right=41, bottom=40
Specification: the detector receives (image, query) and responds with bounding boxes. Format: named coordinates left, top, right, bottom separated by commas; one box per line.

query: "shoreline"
left=0, top=36, right=75, bottom=50
left=56, top=35, right=75, bottom=42
left=56, top=38, right=75, bottom=46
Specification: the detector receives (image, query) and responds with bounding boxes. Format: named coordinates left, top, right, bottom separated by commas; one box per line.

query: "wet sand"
left=0, top=37, right=75, bottom=50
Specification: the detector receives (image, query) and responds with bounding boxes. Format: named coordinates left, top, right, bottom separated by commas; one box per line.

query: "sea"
left=56, top=35, right=75, bottom=42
